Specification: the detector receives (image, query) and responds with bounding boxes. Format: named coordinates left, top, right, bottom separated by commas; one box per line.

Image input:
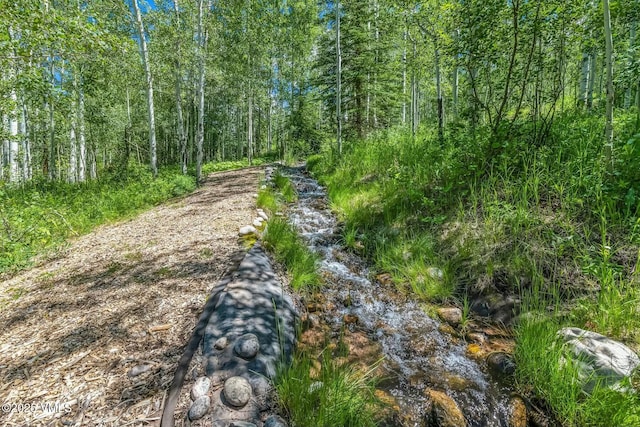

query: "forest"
left=1, top=0, right=640, bottom=426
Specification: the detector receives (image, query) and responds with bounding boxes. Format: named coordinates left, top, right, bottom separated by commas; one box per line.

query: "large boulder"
left=558, top=327, right=640, bottom=393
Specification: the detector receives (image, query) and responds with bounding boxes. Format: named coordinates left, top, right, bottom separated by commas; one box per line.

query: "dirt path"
left=0, top=167, right=264, bottom=427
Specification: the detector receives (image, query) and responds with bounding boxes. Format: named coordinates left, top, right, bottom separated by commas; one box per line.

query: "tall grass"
left=275, top=352, right=381, bottom=427
left=308, top=110, right=640, bottom=425
left=262, top=217, right=320, bottom=291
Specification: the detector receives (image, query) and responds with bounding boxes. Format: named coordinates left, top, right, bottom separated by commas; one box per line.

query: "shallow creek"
left=281, top=166, right=515, bottom=427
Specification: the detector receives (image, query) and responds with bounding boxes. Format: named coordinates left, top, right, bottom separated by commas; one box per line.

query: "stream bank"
left=278, top=165, right=531, bottom=427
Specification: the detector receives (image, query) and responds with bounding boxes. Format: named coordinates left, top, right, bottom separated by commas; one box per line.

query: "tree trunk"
left=173, top=0, right=188, bottom=175
left=132, top=0, right=157, bottom=177
left=20, top=100, right=32, bottom=181
left=336, top=0, right=342, bottom=155
left=402, top=26, right=407, bottom=125
left=625, top=19, right=636, bottom=109
left=78, top=83, right=86, bottom=182
left=435, top=43, right=443, bottom=142
left=267, top=91, right=272, bottom=152
left=411, top=34, right=418, bottom=139
left=603, top=0, right=614, bottom=171
left=195, top=0, right=207, bottom=184
left=579, top=51, right=589, bottom=107
left=69, top=116, right=77, bottom=183
left=1, top=115, right=6, bottom=181
left=587, top=50, right=596, bottom=110
left=247, top=93, right=253, bottom=165
left=452, top=67, right=458, bottom=118
left=9, top=89, right=20, bottom=184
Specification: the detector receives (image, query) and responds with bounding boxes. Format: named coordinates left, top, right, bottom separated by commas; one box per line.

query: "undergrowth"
left=275, top=352, right=381, bottom=427
left=308, top=110, right=640, bottom=426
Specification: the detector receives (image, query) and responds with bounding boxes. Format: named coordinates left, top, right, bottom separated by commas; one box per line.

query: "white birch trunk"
left=21, top=101, right=31, bottom=181
left=624, top=21, right=636, bottom=109
left=603, top=0, right=614, bottom=170
left=452, top=67, right=459, bottom=118
left=579, top=52, right=589, bottom=107
left=435, top=44, right=443, bottom=141
left=78, top=85, right=86, bottom=182
left=1, top=114, right=6, bottom=180
left=173, top=0, right=188, bottom=174
left=9, top=89, right=20, bottom=184
left=195, top=0, right=206, bottom=183
left=132, top=0, right=157, bottom=177
left=267, top=92, right=273, bottom=152
left=587, top=51, right=596, bottom=109
left=402, top=27, right=407, bottom=125
left=248, top=93, right=253, bottom=165
left=336, top=0, right=342, bottom=155
left=69, top=124, right=77, bottom=183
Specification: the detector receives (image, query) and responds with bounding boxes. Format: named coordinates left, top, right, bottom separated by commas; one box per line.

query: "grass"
left=262, top=217, right=320, bottom=291
left=261, top=168, right=383, bottom=425
left=275, top=351, right=381, bottom=427
left=307, top=110, right=640, bottom=425
left=258, top=170, right=320, bottom=291
left=515, top=310, right=640, bottom=427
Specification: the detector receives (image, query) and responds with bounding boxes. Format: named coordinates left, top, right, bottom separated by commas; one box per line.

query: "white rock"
left=257, top=211, right=269, bottom=221
left=188, top=395, right=210, bottom=420
left=191, top=376, right=211, bottom=400
left=558, top=327, right=640, bottom=392
left=238, top=225, right=258, bottom=237
left=253, top=218, right=264, bottom=228
left=427, top=267, right=444, bottom=280
left=234, top=333, right=260, bottom=359
left=214, top=337, right=228, bottom=350
left=223, top=376, right=252, bottom=408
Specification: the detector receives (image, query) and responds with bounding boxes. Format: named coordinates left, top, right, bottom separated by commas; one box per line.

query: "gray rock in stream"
left=558, top=327, right=640, bottom=393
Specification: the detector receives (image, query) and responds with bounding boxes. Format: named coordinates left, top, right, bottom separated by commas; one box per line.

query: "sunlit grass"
left=308, top=110, right=640, bottom=425
left=275, top=352, right=381, bottom=427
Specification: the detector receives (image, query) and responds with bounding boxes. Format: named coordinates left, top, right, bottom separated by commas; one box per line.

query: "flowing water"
left=278, top=165, right=514, bottom=427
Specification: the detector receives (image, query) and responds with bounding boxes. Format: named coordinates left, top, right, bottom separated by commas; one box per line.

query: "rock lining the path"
left=186, top=243, right=297, bottom=426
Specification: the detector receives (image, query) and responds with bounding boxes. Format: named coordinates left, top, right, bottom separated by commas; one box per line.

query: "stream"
left=279, top=165, right=515, bottom=427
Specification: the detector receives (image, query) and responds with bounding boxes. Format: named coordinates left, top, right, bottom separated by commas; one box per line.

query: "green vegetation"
left=0, top=159, right=267, bottom=274
left=275, top=352, right=381, bottom=427
left=259, top=173, right=320, bottom=291
left=262, top=218, right=321, bottom=291
left=515, top=314, right=640, bottom=427
left=0, top=166, right=193, bottom=273
left=308, top=110, right=640, bottom=425
left=200, top=158, right=268, bottom=176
